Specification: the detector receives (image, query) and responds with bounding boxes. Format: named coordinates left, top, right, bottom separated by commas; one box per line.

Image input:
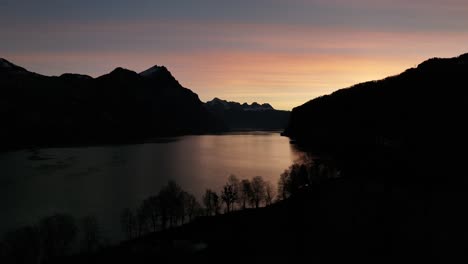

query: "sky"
left=1, top=0, right=468, bottom=110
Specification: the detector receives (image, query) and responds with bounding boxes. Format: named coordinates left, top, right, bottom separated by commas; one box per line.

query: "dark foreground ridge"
left=279, top=53, right=468, bottom=261
left=51, top=176, right=468, bottom=263
left=0, top=59, right=226, bottom=150
left=63, top=195, right=327, bottom=263
left=283, top=53, right=468, bottom=153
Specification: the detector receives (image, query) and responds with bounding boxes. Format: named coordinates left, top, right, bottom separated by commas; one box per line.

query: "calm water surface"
left=0, top=132, right=302, bottom=241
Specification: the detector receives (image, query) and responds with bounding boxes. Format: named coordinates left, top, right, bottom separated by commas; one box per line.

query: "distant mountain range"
left=206, top=98, right=275, bottom=111
left=0, top=59, right=227, bottom=149
left=205, top=98, right=290, bottom=130
left=283, top=53, right=468, bottom=153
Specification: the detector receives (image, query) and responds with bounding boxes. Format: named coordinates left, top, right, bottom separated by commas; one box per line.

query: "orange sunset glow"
left=2, top=1, right=468, bottom=109
left=2, top=1, right=468, bottom=262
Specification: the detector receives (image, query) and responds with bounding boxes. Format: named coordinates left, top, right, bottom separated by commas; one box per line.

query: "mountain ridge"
left=0, top=58, right=34, bottom=75
left=205, top=97, right=290, bottom=130
left=283, top=52, right=468, bottom=154
left=206, top=98, right=275, bottom=111
left=0, top=59, right=226, bottom=150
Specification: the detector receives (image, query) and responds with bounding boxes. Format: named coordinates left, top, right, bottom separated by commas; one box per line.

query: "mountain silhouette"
left=0, top=59, right=226, bottom=150
left=0, top=58, right=30, bottom=74
left=205, top=98, right=290, bottom=130
left=283, top=53, right=468, bottom=154
left=280, top=53, right=468, bottom=261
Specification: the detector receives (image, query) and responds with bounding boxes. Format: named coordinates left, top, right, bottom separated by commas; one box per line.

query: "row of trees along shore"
left=2, top=161, right=337, bottom=263
left=121, top=159, right=339, bottom=240
left=120, top=174, right=277, bottom=240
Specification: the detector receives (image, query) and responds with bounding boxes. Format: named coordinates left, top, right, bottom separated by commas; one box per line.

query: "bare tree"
left=212, top=191, right=221, bottom=215
left=289, top=163, right=310, bottom=193
left=121, top=208, right=136, bottom=240
left=220, top=175, right=239, bottom=213
left=202, top=189, right=211, bottom=216
left=178, top=192, right=187, bottom=224
left=251, top=176, right=266, bottom=208
left=278, top=170, right=291, bottom=200
left=131, top=181, right=198, bottom=236
left=184, top=192, right=201, bottom=222
left=81, top=215, right=100, bottom=253
left=205, top=189, right=221, bottom=215
left=140, top=195, right=160, bottom=232
left=39, top=214, right=78, bottom=261
left=158, top=181, right=183, bottom=228
left=227, top=175, right=240, bottom=210
left=238, top=179, right=253, bottom=209
left=221, top=185, right=236, bottom=213
left=136, top=204, right=150, bottom=237
left=264, top=181, right=276, bottom=206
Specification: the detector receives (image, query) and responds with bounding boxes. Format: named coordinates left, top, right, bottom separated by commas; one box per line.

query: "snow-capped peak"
left=206, top=98, right=276, bottom=111
left=206, top=98, right=231, bottom=109
left=140, top=65, right=168, bottom=77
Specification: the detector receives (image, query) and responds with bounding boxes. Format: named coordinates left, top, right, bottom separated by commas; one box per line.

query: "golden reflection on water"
left=0, top=132, right=303, bottom=241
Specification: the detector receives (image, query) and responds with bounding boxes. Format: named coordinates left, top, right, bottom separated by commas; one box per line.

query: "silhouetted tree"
left=289, top=163, right=310, bottom=194
left=212, top=191, right=221, bottom=215
left=136, top=204, right=150, bottom=237
left=227, top=174, right=240, bottom=210
left=277, top=163, right=311, bottom=200
left=128, top=182, right=198, bottom=236
left=140, top=195, right=160, bottom=232
left=238, top=179, right=253, bottom=209
left=277, top=170, right=291, bottom=200
left=178, top=191, right=193, bottom=224
left=39, top=214, right=77, bottom=261
left=264, top=180, right=276, bottom=206
left=251, top=176, right=266, bottom=208
left=221, top=187, right=237, bottom=213
left=203, top=189, right=214, bottom=216
left=184, top=192, right=201, bottom=222
left=81, top=215, right=100, bottom=253
left=159, top=180, right=183, bottom=228
left=221, top=175, right=239, bottom=212
left=121, top=208, right=137, bottom=240
left=203, top=189, right=220, bottom=216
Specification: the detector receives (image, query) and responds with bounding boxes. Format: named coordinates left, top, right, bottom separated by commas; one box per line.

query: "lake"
left=0, top=132, right=302, bottom=242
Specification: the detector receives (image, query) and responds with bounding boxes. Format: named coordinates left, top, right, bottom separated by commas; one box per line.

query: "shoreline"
left=0, top=129, right=287, bottom=153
